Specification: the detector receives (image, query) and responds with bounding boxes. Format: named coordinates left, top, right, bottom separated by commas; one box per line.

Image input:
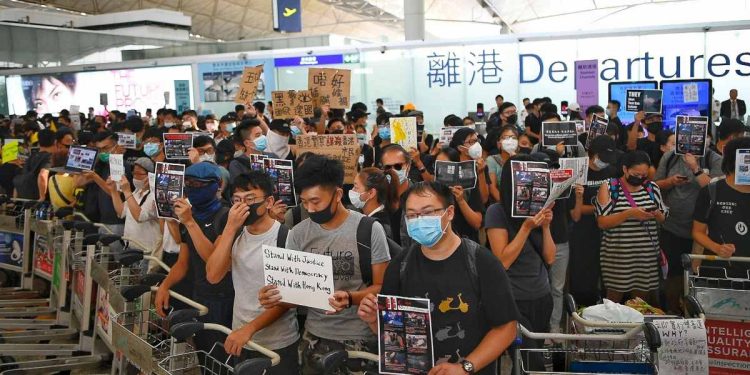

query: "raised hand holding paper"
left=263, top=158, right=297, bottom=207
left=116, top=132, right=137, bottom=149
left=559, top=157, right=589, bottom=185
left=262, top=245, right=334, bottom=311
left=377, top=295, right=434, bottom=375
left=736, top=149, right=750, bottom=185
left=511, top=161, right=550, bottom=218
left=434, top=160, right=477, bottom=189
left=675, top=116, right=708, bottom=156
left=154, top=162, right=185, bottom=220
left=109, top=154, right=125, bottom=191
left=390, top=117, right=418, bottom=150
left=585, top=115, right=608, bottom=149
left=541, top=121, right=578, bottom=147
left=626, top=89, right=663, bottom=113
left=163, top=133, right=193, bottom=160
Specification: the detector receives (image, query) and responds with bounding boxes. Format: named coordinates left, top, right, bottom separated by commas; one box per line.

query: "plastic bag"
left=582, top=299, right=644, bottom=324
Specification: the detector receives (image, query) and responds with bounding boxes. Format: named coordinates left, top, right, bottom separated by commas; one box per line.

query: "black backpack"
left=357, top=216, right=402, bottom=285
left=13, top=152, right=50, bottom=199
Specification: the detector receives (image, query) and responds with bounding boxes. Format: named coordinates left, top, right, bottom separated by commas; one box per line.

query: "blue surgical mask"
left=593, top=157, right=609, bottom=170
left=406, top=211, right=448, bottom=248
left=378, top=126, right=391, bottom=140
left=356, top=133, right=367, bottom=145
left=226, top=122, right=236, bottom=133
left=143, top=142, right=160, bottom=157
left=253, top=135, right=267, bottom=152
left=395, top=168, right=408, bottom=185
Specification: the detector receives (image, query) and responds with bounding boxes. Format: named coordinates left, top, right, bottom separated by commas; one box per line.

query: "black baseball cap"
left=351, top=102, right=369, bottom=114
left=589, top=135, right=619, bottom=164
left=347, top=109, right=368, bottom=121
left=269, top=119, right=291, bottom=133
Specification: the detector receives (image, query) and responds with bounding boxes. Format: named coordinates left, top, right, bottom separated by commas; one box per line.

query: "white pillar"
left=404, top=0, right=425, bottom=41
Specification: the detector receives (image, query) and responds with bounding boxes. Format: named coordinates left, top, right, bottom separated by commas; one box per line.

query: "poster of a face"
left=6, top=65, right=193, bottom=115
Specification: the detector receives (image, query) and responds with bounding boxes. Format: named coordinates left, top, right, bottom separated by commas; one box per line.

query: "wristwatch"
left=693, top=169, right=704, bottom=177
left=461, top=359, right=475, bottom=374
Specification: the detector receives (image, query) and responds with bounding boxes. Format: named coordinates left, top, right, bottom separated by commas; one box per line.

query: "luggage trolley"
left=158, top=321, right=281, bottom=375
left=112, top=286, right=209, bottom=374
left=683, top=253, right=750, bottom=374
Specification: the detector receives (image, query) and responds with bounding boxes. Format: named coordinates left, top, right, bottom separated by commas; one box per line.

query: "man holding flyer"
left=358, top=182, right=519, bottom=375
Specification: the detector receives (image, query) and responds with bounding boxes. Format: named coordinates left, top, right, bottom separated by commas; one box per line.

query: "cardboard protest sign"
left=541, top=121, right=579, bottom=147
left=2, top=140, right=20, bottom=163
left=99, top=93, right=108, bottom=106
left=154, top=162, right=185, bottom=220
left=272, top=90, right=315, bottom=119
left=675, top=115, right=709, bottom=156
left=116, top=132, right=137, bottom=149
left=163, top=133, right=193, bottom=160
left=511, top=161, right=550, bottom=218
left=559, top=157, right=589, bottom=185
left=263, top=158, right=297, bottom=207
left=434, top=160, right=477, bottom=189
left=736, top=149, right=750, bottom=185
left=438, top=126, right=473, bottom=144
left=235, top=65, right=264, bottom=107
left=295, top=134, right=360, bottom=184
left=377, top=295, right=434, bottom=375
left=545, top=169, right=575, bottom=206
left=109, top=154, right=125, bottom=191
left=307, top=68, right=351, bottom=110
left=652, top=319, right=708, bottom=375
left=390, top=117, right=418, bottom=150
left=262, top=245, right=334, bottom=311
left=585, top=115, right=609, bottom=149
left=626, top=89, right=662, bottom=113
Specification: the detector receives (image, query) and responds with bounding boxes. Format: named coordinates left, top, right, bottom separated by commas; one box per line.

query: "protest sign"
left=390, top=117, right=418, bottom=150
left=262, top=245, right=334, bottom=311
left=271, top=90, right=315, bottom=119
left=559, top=157, right=589, bottom=185
left=626, top=89, right=663, bottom=113
left=69, top=105, right=81, bottom=130
left=295, top=134, right=360, bottom=184
left=235, top=65, right=264, bottom=107
left=163, top=133, right=193, bottom=160
left=263, top=158, right=297, bottom=207
left=574, top=120, right=586, bottom=134
left=307, top=68, right=351, bottom=109
left=434, top=160, right=477, bottom=189
left=545, top=169, right=575, bottom=206
left=585, top=115, right=609, bottom=149
left=736, top=149, right=750, bottom=185
left=652, top=318, right=709, bottom=375
left=2, top=140, right=19, bottom=163
left=116, top=132, right=137, bottom=149
left=541, top=121, right=579, bottom=147
left=249, top=154, right=266, bottom=171
left=99, top=93, right=108, bottom=106
left=109, top=154, right=125, bottom=191
left=511, top=161, right=550, bottom=218
left=675, top=115, right=709, bottom=156
left=154, top=162, right=185, bottom=220
left=377, top=295, right=434, bottom=375
left=438, top=126, right=473, bottom=144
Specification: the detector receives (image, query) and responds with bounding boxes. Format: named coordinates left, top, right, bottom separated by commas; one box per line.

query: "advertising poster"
left=34, top=233, right=53, bottom=277
left=197, top=60, right=274, bottom=103
left=511, top=161, right=550, bottom=218
left=263, top=158, right=297, bottom=207
left=262, top=245, right=334, bottom=311
left=6, top=66, right=193, bottom=115
left=586, top=115, right=609, bottom=149
left=390, top=117, right=418, bottom=150
left=675, top=115, right=709, bottom=156
left=434, top=160, right=477, bottom=189
left=541, top=121, right=579, bottom=147
left=736, top=149, right=750, bottom=185
left=575, top=60, right=599, bottom=114
left=163, top=133, right=193, bottom=160
left=626, top=89, right=663, bottom=113
left=705, top=319, right=750, bottom=375
left=377, top=295, right=434, bottom=375
left=154, top=162, right=185, bottom=220
left=0, top=231, right=23, bottom=268
left=295, top=134, right=360, bottom=184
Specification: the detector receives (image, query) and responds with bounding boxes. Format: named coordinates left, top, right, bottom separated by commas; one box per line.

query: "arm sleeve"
left=369, top=221, right=391, bottom=264
left=138, top=194, right=158, bottom=221
left=476, top=247, right=520, bottom=326
left=655, top=151, right=672, bottom=180
left=285, top=225, right=300, bottom=250
left=651, top=183, right=669, bottom=217
left=594, top=181, right=615, bottom=216
left=708, top=152, right=723, bottom=178
left=692, top=186, right=710, bottom=224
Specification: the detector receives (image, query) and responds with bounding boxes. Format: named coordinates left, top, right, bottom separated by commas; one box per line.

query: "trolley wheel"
left=643, top=322, right=661, bottom=352
left=235, top=358, right=273, bottom=375
left=315, top=350, right=348, bottom=374
left=684, top=295, right=705, bottom=318
left=563, top=293, right=577, bottom=315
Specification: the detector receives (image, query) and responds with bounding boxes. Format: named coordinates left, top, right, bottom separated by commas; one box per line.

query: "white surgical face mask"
left=233, top=150, right=244, bottom=158
left=348, top=190, right=369, bottom=209
left=467, top=142, right=483, bottom=160
left=164, top=122, right=175, bottom=128
left=133, top=177, right=147, bottom=191
left=206, top=122, right=218, bottom=132
left=198, top=153, right=215, bottom=164
left=267, top=130, right=290, bottom=159
left=501, top=138, right=518, bottom=155
left=593, top=157, right=609, bottom=170
left=182, top=121, right=192, bottom=129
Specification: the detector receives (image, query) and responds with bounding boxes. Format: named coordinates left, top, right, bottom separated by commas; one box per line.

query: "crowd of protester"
left=0, top=91, right=748, bottom=374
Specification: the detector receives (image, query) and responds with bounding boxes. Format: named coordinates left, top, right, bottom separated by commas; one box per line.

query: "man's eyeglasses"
left=463, top=138, right=479, bottom=146
left=231, top=195, right=267, bottom=205
left=382, top=162, right=406, bottom=171
left=195, top=147, right=215, bottom=155
left=404, top=208, right=446, bottom=221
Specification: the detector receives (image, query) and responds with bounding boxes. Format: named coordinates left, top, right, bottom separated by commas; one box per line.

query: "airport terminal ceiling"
left=3, top=0, right=749, bottom=43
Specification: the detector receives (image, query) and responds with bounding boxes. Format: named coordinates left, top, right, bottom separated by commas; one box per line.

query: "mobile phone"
left=560, top=101, right=569, bottom=116
left=675, top=175, right=689, bottom=181
left=476, top=103, right=484, bottom=119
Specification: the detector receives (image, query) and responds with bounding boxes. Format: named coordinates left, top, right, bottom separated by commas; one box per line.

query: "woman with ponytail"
left=349, top=167, right=399, bottom=239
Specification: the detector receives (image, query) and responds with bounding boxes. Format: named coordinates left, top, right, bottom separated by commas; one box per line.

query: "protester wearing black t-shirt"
left=692, top=137, right=750, bottom=278
left=358, top=182, right=518, bottom=375
left=486, top=154, right=556, bottom=372
left=155, top=162, right=234, bottom=357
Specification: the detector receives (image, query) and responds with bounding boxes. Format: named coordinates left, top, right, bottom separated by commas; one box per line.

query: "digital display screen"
left=609, top=81, right=658, bottom=125
left=660, top=79, right=712, bottom=130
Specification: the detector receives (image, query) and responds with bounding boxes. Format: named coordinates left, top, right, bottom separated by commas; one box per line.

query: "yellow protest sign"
left=2, top=141, right=19, bottom=163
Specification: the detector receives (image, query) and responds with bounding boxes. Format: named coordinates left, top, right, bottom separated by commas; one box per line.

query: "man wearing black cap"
left=266, top=119, right=294, bottom=161
left=568, top=135, right=619, bottom=306
left=347, top=109, right=368, bottom=131
left=713, top=118, right=747, bottom=155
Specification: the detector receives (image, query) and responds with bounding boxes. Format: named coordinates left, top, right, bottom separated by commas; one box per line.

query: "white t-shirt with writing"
left=232, top=221, right=299, bottom=350
left=121, top=188, right=161, bottom=253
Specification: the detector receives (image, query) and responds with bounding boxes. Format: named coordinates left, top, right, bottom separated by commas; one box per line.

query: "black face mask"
left=506, top=114, right=518, bottom=125
left=309, top=193, right=338, bottom=225
left=519, top=147, right=532, bottom=155
left=626, top=174, right=646, bottom=186
left=329, top=129, right=344, bottom=135
left=244, top=201, right=266, bottom=226
left=647, top=122, right=663, bottom=135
